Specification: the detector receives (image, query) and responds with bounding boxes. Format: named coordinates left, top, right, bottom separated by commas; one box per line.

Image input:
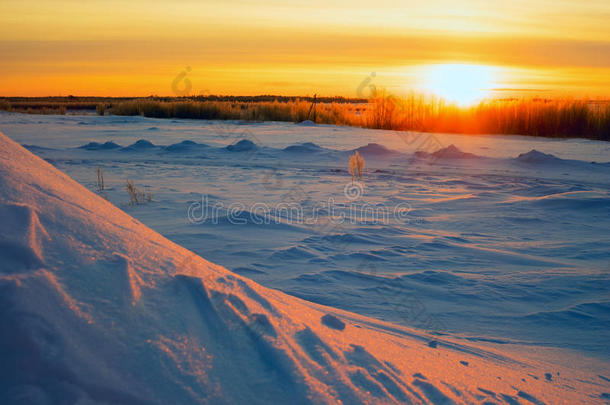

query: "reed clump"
left=359, top=96, right=610, bottom=140
left=3, top=95, right=608, bottom=140
left=108, top=99, right=357, bottom=125
left=0, top=102, right=67, bottom=115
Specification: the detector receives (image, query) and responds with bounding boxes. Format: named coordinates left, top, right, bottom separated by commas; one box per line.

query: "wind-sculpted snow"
left=2, top=113, right=610, bottom=402
left=1, top=131, right=609, bottom=403
left=122, top=139, right=158, bottom=151
left=415, top=144, right=479, bottom=159
left=515, top=149, right=562, bottom=164
left=226, top=139, right=258, bottom=151
left=164, top=140, right=211, bottom=152
left=297, top=120, right=316, bottom=126
left=15, top=128, right=610, bottom=361
left=354, top=142, right=399, bottom=156
left=0, top=202, right=49, bottom=270
left=68, top=137, right=607, bottom=172
left=283, top=142, right=328, bottom=153
left=78, top=140, right=122, bottom=150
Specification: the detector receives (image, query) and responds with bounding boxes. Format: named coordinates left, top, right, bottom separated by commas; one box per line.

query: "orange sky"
left=1, top=0, right=610, bottom=98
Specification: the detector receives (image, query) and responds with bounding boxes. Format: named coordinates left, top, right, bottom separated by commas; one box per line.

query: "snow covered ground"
left=1, top=112, right=609, bottom=403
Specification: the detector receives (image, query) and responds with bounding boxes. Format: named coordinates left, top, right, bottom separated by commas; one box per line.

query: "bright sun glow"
left=422, top=64, right=496, bottom=106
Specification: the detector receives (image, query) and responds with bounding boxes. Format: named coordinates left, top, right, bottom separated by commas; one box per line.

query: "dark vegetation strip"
left=1, top=95, right=609, bottom=140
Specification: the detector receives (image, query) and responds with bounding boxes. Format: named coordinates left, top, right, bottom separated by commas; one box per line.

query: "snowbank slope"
left=0, top=132, right=607, bottom=404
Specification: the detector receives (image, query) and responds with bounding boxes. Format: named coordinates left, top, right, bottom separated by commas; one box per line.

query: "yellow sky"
left=1, top=0, right=610, bottom=98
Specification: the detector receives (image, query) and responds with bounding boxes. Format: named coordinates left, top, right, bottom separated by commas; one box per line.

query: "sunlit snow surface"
left=2, top=112, right=609, bottom=361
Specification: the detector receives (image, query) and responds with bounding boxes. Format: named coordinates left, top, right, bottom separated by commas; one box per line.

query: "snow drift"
left=515, top=149, right=563, bottom=164
left=78, top=141, right=121, bottom=151
left=283, top=142, right=327, bottom=154
left=354, top=143, right=398, bottom=156
left=226, top=139, right=258, bottom=152
left=415, top=144, right=479, bottom=160
left=122, top=139, right=157, bottom=151
left=0, top=131, right=608, bottom=404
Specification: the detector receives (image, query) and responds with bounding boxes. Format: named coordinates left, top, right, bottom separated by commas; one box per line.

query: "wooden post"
left=307, top=94, right=317, bottom=122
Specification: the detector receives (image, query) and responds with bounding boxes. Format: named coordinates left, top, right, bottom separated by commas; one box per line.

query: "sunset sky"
left=1, top=0, right=610, bottom=99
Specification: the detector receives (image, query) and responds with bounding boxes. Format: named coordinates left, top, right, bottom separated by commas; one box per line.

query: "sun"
left=422, top=64, right=495, bottom=106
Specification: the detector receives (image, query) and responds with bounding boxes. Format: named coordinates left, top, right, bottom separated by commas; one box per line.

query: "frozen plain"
left=1, top=112, right=609, bottom=403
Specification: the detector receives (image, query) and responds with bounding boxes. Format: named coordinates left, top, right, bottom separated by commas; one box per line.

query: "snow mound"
left=297, top=120, right=316, bottom=126
left=416, top=144, right=478, bottom=159
left=122, top=139, right=157, bottom=151
left=354, top=143, right=397, bottom=156
left=0, top=131, right=605, bottom=404
left=283, top=142, right=326, bottom=153
left=516, top=149, right=562, bottom=164
left=164, top=140, right=210, bottom=152
left=226, top=139, right=258, bottom=152
left=78, top=141, right=121, bottom=150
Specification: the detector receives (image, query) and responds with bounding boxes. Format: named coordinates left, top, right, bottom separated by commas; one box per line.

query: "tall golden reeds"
left=2, top=96, right=609, bottom=140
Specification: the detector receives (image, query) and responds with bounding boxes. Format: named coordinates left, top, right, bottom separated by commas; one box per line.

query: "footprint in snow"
left=321, top=314, right=345, bottom=331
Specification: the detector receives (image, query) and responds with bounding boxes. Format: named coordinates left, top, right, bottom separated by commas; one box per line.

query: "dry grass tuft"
left=126, top=180, right=152, bottom=205
left=96, top=166, right=105, bottom=192
left=348, top=151, right=365, bottom=183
